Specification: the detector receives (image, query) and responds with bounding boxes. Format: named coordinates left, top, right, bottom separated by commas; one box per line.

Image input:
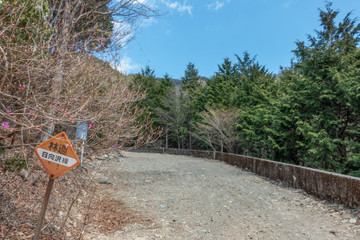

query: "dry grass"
left=82, top=196, right=151, bottom=235
left=0, top=151, right=149, bottom=240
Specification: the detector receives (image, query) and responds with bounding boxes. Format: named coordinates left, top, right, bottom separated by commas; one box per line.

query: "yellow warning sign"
left=34, top=132, right=80, bottom=179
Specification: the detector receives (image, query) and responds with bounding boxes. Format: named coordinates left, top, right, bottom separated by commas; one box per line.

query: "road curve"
left=85, top=152, right=359, bottom=240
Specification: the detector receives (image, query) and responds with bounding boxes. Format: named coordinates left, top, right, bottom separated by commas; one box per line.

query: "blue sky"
left=117, top=0, right=360, bottom=79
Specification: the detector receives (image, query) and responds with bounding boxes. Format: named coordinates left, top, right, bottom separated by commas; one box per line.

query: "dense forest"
left=130, top=4, right=360, bottom=177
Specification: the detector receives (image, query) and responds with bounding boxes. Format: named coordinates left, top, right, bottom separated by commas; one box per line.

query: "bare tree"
left=154, top=87, right=187, bottom=149
left=41, top=0, right=157, bottom=139
left=0, top=0, right=161, bottom=154
left=193, top=108, right=238, bottom=153
left=0, top=2, right=161, bottom=238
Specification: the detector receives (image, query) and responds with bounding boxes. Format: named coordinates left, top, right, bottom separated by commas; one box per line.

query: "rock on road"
left=84, top=152, right=360, bottom=240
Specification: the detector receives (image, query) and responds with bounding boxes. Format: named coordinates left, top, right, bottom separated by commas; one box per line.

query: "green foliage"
left=230, top=52, right=276, bottom=108
left=181, top=63, right=206, bottom=149
left=259, top=2, right=360, bottom=173
left=73, top=0, right=114, bottom=51
left=181, top=62, right=201, bottom=90
left=4, top=155, right=26, bottom=172
left=133, top=3, right=360, bottom=176
left=154, top=87, right=188, bottom=148
left=129, top=67, right=175, bottom=146
left=345, top=154, right=360, bottom=177
left=204, top=58, right=237, bottom=108
left=0, top=0, right=52, bottom=43
left=131, top=66, right=174, bottom=113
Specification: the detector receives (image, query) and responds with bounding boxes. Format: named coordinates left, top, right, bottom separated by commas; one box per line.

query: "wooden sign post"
left=33, top=132, right=80, bottom=240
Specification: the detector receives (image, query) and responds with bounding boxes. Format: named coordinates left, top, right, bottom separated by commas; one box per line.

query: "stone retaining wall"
left=133, top=148, right=360, bottom=208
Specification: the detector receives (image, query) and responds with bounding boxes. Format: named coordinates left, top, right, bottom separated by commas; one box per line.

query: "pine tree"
left=180, top=62, right=205, bottom=149
left=205, top=58, right=238, bottom=108
left=275, top=2, right=360, bottom=173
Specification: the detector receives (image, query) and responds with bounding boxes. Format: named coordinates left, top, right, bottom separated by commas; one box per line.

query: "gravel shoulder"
left=84, top=152, right=360, bottom=240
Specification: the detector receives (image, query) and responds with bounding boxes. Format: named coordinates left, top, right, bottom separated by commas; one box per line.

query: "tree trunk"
left=42, top=1, right=72, bottom=141
left=165, top=125, right=168, bottom=149
left=189, top=125, right=192, bottom=150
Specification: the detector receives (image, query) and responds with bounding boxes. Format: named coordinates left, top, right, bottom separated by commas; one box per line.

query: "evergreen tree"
left=231, top=52, right=275, bottom=108
left=181, top=62, right=201, bottom=90
left=205, top=58, right=238, bottom=108
left=154, top=86, right=187, bottom=149
left=274, top=3, right=360, bottom=174
left=181, top=62, right=205, bottom=149
left=131, top=67, right=174, bottom=125
left=124, top=2, right=360, bottom=177
left=229, top=53, right=276, bottom=157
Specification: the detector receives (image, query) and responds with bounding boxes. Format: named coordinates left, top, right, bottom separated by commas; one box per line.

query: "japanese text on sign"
left=48, top=141, right=69, bottom=155
left=36, top=148, right=78, bottom=167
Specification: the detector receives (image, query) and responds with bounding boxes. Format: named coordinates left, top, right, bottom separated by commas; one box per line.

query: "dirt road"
left=84, top=152, right=360, bottom=240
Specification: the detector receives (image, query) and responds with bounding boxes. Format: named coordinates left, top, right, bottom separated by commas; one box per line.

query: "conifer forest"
left=130, top=4, right=360, bottom=177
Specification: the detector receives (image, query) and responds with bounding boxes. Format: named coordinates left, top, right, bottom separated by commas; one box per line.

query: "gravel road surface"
left=84, top=152, right=360, bottom=240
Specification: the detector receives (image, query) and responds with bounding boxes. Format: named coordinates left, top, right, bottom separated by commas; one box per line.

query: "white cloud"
left=114, top=56, right=142, bottom=74
left=162, top=0, right=193, bottom=16
left=207, top=0, right=229, bottom=11
left=140, top=17, right=158, bottom=27
left=283, top=1, right=290, bottom=8
left=132, top=0, right=149, bottom=4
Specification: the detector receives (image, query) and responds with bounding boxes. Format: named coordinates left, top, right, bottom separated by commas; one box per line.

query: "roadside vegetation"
left=0, top=0, right=162, bottom=161
left=1, top=1, right=360, bottom=239
left=0, top=0, right=159, bottom=238
left=132, top=3, right=360, bottom=177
